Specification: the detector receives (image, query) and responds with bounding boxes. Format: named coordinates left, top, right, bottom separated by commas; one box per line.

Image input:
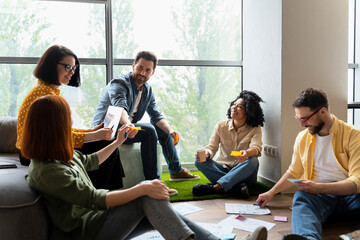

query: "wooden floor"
left=171, top=193, right=359, bottom=240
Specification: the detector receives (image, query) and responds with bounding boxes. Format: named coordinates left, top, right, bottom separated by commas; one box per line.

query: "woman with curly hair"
left=192, top=90, right=265, bottom=198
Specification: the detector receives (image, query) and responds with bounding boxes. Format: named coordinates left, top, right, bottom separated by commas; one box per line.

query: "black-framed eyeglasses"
left=58, top=63, right=78, bottom=72
left=295, top=108, right=321, bottom=124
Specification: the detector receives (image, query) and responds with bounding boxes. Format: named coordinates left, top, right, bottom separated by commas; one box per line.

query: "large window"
left=348, top=0, right=360, bottom=128
left=0, top=0, right=242, bottom=163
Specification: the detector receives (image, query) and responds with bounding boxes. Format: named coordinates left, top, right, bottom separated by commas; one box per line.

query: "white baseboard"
left=162, top=162, right=197, bottom=173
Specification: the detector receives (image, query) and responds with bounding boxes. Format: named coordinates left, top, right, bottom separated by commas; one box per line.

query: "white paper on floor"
left=197, top=222, right=234, bottom=238
left=131, top=231, right=164, bottom=240
left=225, top=203, right=271, bottom=215
left=218, top=215, right=276, bottom=232
left=172, top=203, right=204, bottom=215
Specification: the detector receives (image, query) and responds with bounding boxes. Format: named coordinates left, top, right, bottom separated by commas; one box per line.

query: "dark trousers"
left=123, top=122, right=182, bottom=179
left=77, top=140, right=124, bottom=190
left=20, top=141, right=124, bottom=190
left=123, top=123, right=160, bottom=180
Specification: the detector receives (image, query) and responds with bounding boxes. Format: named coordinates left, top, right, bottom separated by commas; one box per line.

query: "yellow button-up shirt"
left=287, top=115, right=360, bottom=193
left=16, top=80, right=89, bottom=149
left=205, top=119, right=262, bottom=169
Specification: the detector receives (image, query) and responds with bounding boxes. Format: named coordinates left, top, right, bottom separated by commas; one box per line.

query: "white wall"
left=243, top=0, right=348, bottom=187
left=243, top=0, right=283, bottom=183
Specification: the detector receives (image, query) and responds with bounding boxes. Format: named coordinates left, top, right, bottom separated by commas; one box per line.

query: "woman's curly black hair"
left=227, top=90, right=265, bottom=127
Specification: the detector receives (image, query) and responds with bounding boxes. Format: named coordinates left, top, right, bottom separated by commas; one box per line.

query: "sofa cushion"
left=0, top=154, right=49, bottom=239
left=119, top=143, right=163, bottom=189
left=0, top=156, right=36, bottom=207
left=0, top=117, right=19, bottom=153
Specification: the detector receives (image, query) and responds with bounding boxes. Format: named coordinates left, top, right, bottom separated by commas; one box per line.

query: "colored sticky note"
left=274, top=216, right=288, bottom=222
left=174, top=132, right=179, bottom=145
left=287, top=178, right=302, bottom=183
left=230, top=151, right=242, bottom=156
left=235, top=214, right=246, bottom=220
left=131, top=127, right=143, bottom=131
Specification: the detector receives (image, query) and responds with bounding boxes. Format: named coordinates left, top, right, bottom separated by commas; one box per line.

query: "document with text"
left=103, top=106, right=124, bottom=138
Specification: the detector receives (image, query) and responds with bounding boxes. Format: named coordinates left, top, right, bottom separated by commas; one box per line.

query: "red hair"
left=21, top=95, right=74, bottom=162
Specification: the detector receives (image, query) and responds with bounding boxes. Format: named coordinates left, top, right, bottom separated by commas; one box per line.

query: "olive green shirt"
left=27, top=151, right=109, bottom=240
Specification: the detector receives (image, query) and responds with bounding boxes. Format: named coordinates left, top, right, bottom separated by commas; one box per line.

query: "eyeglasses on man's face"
left=58, top=63, right=78, bottom=72
left=295, top=108, right=321, bottom=124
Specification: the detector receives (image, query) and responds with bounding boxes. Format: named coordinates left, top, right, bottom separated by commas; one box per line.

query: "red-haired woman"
left=23, top=95, right=221, bottom=240
left=17, top=45, right=124, bottom=190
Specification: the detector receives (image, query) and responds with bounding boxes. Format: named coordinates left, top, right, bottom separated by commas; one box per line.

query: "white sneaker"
left=340, top=230, right=360, bottom=240
left=243, top=226, right=267, bottom=240
left=168, top=188, right=178, bottom=196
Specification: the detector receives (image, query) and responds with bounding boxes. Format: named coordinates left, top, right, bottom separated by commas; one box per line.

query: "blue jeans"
left=124, top=123, right=182, bottom=178
left=194, top=157, right=259, bottom=191
left=95, top=196, right=219, bottom=240
left=292, top=191, right=360, bottom=240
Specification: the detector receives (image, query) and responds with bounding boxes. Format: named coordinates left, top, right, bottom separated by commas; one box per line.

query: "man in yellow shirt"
left=256, top=88, right=360, bottom=240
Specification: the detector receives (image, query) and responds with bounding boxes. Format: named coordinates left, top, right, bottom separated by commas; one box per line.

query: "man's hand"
left=169, top=129, right=176, bottom=139
left=124, top=123, right=138, bottom=139
left=156, top=119, right=178, bottom=144
left=256, top=191, right=274, bottom=208
left=293, top=180, right=320, bottom=194
left=169, top=130, right=179, bottom=145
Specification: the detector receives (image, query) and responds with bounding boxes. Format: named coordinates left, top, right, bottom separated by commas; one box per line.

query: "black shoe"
left=240, top=183, right=250, bottom=199
left=19, top=153, right=30, bottom=166
left=192, top=183, right=216, bottom=196
left=230, top=183, right=250, bottom=199
left=282, top=234, right=309, bottom=240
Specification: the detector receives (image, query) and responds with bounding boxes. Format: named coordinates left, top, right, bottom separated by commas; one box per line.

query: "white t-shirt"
left=129, top=90, right=143, bottom=122
left=312, top=134, right=347, bottom=183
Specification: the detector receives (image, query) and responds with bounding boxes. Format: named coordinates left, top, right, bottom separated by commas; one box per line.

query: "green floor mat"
left=163, top=171, right=271, bottom=202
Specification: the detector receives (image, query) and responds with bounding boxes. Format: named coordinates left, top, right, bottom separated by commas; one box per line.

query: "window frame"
left=348, top=0, right=359, bottom=125
left=0, top=0, right=243, bottom=84
left=0, top=0, right=243, bottom=169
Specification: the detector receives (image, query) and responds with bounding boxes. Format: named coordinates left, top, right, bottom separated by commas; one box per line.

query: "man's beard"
left=133, top=74, right=147, bottom=86
left=306, top=121, right=325, bottom=135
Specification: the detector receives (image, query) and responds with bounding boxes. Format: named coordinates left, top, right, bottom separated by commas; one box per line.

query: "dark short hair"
left=21, top=95, right=74, bottom=162
left=134, top=51, right=158, bottom=69
left=33, top=45, right=81, bottom=87
left=227, top=90, right=265, bottom=127
left=292, top=88, right=328, bottom=110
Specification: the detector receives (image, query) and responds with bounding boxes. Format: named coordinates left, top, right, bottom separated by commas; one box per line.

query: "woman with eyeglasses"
left=192, top=90, right=265, bottom=199
left=23, top=95, right=222, bottom=240
left=16, top=45, right=125, bottom=190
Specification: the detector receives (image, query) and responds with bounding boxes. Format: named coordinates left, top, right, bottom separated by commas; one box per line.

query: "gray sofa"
left=0, top=117, right=162, bottom=240
left=0, top=117, right=49, bottom=240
